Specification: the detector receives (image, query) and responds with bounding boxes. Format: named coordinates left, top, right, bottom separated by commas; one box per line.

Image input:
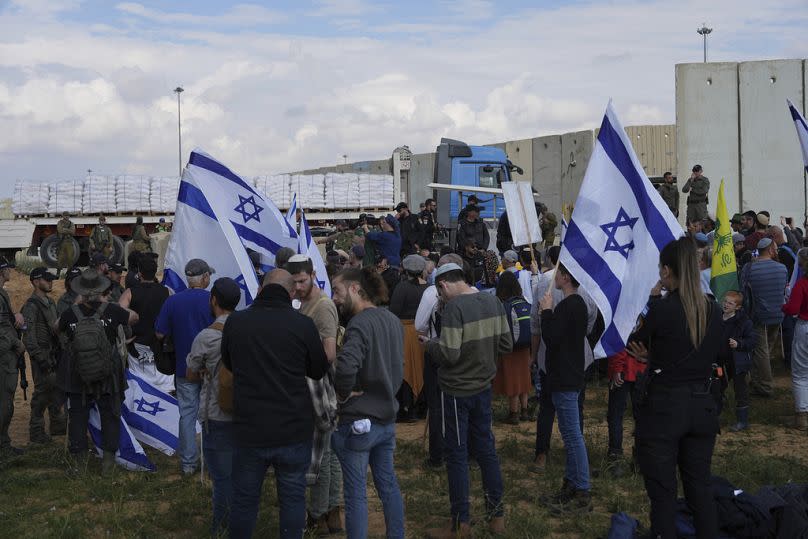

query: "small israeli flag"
left=560, top=101, right=683, bottom=357
left=121, top=370, right=180, bottom=456
left=88, top=404, right=155, bottom=472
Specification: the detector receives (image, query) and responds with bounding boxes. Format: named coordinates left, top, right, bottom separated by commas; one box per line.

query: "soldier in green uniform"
left=657, top=171, right=679, bottom=217
left=155, top=217, right=170, bottom=233
left=106, top=264, right=126, bottom=303
left=541, top=210, right=558, bottom=248
left=0, top=257, right=25, bottom=457
left=21, top=267, right=65, bottom=443
left=316, top=220, right=354, bottom=252
left=89, top=215, right=113, bottom=260
left=682, top=164, right=710, bottom=224
left=56, top=267, right=82, bottom=317
left=131, top=216, right=151, bottom=254
left=56, top=212, right=76, bottom=279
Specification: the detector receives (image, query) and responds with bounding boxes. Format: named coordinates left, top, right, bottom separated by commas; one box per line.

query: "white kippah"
left=288, top=254, right=311, bottom=263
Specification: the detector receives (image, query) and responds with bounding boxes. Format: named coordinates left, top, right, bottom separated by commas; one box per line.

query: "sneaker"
left=530, top=453, right=546, bottom=473
left=425, top=521, right=472, bottom=539
left=540, top=479, right=573, bottom=506
left=549, top=489, right=593, bottom=515
left=488, top=516, right=505, bottom=535
left=326, top=506, right=344, bottom=534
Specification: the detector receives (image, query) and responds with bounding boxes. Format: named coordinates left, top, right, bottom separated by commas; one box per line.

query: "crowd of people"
left=0, top=184, right=807, bottom=539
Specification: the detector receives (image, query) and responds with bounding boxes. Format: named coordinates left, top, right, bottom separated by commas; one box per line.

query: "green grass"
left=1, top=374, right=806, bottom=538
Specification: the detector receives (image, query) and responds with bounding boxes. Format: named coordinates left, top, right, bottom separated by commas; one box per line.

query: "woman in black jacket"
left=628, top=237, right=723, bottom=539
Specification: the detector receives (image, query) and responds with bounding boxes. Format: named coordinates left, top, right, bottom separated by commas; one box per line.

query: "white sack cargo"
left=255, top=174, right=292, bottom=209
left=359, top=174, right=394, bottom=208
left=117, top=175, right=152, bottom=213
left=150, top=177, right=180, bottom=213
left=12, top=180, right=50, bottom=215
left=48, top=180, right=84, bottom=215
left=290, top=174, right=326, bottom=209
left=82, top=176, right=117, bottom=214
left=325, top=173, right=360, bottom=209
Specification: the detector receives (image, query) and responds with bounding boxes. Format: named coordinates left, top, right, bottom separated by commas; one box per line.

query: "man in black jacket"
left=396, top=202, right=423, bottom=258
left=222, top=269, right=329, bottom=539
left=455, top=205, right=490, bottom=253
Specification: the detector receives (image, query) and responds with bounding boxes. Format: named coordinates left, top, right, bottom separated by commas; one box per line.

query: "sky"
left=0, top=0, right=806, bottom=197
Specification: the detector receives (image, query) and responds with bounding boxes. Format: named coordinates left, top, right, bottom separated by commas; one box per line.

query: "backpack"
left=69, top=304, right=113, bottom=385
left=209, top=322, right=235, bottom=415
left=504, top=297, right=532, bottom=349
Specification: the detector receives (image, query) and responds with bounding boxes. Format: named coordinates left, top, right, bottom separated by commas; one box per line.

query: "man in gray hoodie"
left=331, top=266, right=405, bottom=539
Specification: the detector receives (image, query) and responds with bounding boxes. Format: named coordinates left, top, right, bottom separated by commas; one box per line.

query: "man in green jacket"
left=423, top=263, right=512, bottom=538
left=21, top=267, right=65, bottom=443
left=0, top=257, right=25, bottom=457
left=89, top=215, right=113, bottom=259
left=682, top=164, right=710, bottom=223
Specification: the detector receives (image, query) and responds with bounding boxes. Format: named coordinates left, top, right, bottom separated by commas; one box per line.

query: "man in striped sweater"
left=422, top=263, right=513, bottom=538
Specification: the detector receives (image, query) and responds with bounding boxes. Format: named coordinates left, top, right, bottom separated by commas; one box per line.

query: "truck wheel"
left=40, top=234, right=79, bottom=268
left=110, top=235, right=125, bottom=265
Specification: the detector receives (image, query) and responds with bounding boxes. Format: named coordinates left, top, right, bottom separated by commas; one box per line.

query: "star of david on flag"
left=163, top=149, right=299, bottom=307
left=559, top=101, right=682, bottom=357
left=134, top=397, right=166, bottom=416
left=122, top=369, right=182, bottom=456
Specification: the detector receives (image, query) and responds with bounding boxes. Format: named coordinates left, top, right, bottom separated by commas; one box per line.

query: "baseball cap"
left=402, top=254, right=426, bottom=274
left=0, top=256, right=15, bottom=270
left=395, top=202, right=408, bottom=212
left=732, top=233, right=745, bottom=244
left=503, top=250, right=519, bottom=263
left=434, top=262, right=463, bottom=280
left=757, top=237, right=773, bottom=250
left=384, top=214, right=398, bottom=228
left=64, top=266, right=82, bottom=282
left=211, top=277, right=242, bottom=309
left=30, top=267, right=56, bottom=281
left=692, top=164, right=702, bottom=172
left=185, top=258, right=215, bottom=277
left=108, top=263, right=126, bottom=274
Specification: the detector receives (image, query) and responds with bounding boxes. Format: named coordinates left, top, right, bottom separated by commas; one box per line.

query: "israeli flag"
left=121, top=369, right=180, bottom=456
left=286, top=193, right=299, bottom=235
left=787, top=99, right=808, bottom=174
left=560, top=101, right=683, bottom=357
left=88, top=403, right=155, bottom=472
left=298, top=208, right=332, bottom=296
left=163, top=149, right=299, bottom=306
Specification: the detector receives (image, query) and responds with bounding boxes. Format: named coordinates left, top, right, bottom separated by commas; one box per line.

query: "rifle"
left=17, top=353, right=28, bottom=401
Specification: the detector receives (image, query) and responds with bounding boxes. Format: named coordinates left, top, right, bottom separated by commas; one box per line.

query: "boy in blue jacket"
left=720, top=290, right=759, bottom=431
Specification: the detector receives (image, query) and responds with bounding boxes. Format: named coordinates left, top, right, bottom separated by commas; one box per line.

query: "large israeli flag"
left=560, top=102, right=683, bottom=357
left=163, top=150, right=299, bottom=306
left=122, top=369, right=180, bottom=456
left=89, top=404, right=155, bottom=472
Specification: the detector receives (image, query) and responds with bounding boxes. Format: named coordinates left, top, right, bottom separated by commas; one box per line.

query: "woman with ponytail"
left=627, top=237, right=723, bottom=539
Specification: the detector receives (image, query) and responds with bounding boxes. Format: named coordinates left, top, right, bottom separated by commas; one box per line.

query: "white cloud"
left=0, top=0, right=804, bottom=196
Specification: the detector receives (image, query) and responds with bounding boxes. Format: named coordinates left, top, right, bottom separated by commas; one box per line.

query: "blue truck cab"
left=433, top=138, right=523, bottom=224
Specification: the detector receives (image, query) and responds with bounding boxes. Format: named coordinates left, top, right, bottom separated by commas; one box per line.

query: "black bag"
left=151, top=335, right=176, bottom=376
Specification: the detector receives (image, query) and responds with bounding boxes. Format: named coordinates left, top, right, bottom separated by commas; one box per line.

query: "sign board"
left=501, top=181, right=540, bottom=247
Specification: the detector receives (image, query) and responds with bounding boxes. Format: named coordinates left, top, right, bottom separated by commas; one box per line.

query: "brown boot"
left=489, top=516, right=505, bottom=535
left=796, top=412, right=808, bottom=431
left=425, top=521, right=472, bottom=539
left=306, top=512, right=330, bottom=536
left=326, top=506, right=344, bottom=534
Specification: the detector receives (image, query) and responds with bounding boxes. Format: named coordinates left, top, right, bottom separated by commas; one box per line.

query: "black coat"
left=221, top=284, right=329, bottom=448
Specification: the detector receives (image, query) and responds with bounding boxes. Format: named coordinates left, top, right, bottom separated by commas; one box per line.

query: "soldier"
left=155, top=217, right=170, bottom=233
left=56, top=211, right=76, bottom=279
left=89, top=215, right=113, bottom=260
left=56, top=267, right=82, bottom=317
left=22, top=267, right=65, bottom=444
left=682, top=164, right=710, bottom=224
left=131, top=216, right=151, bottom=254
left=540, top=204, right=558, bottom=248
left=657, top=171, right=679, bottom=217
left=106, top=264, right=126, bottom=303
left=0, top=257, right=26, bottom=457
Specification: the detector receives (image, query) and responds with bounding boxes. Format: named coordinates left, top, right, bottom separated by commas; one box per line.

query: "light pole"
left=342, top=154, right=348, bottom=165
left=697, top=24, right=712, bottom=63
left=174, top=86, right=184, bottom=177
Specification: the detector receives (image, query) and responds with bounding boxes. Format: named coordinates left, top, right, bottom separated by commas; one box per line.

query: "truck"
left=0, top=137, right=524, bottom=264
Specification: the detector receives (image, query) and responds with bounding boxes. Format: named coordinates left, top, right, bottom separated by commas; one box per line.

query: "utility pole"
left=342, top=154, right=348, bottom=165
left=174, top=86, right=184, bottom=177
left=697, top=24, right=713, bottom=63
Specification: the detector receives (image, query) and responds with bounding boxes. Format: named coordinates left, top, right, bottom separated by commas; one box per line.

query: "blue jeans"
left=203, top=420, right=234, bottom=536
left=552, top=391, right=590, bottom=491
left=535, top=370, right=586, bottom=456
left=331, top=422, right=404, bottom=539
left=607, top=381, right=637, bottom=457
left=441, top=388, right=504, bottom=525
left=175, top=377, right=201, bottom=472
left=229, top=441, right=312, bottom=539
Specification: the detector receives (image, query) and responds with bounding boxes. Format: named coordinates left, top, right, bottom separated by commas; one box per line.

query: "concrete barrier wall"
left=677, top=59, right=807, bottom=221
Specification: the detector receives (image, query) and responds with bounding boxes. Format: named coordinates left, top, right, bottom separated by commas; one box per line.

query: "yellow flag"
left=710, top=179, right=739, bottom=301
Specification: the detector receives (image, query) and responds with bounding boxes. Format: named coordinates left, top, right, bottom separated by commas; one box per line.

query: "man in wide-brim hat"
left=57, top=268, right=138, bottom=475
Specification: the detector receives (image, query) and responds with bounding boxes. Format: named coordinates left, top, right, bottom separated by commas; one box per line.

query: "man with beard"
left=331, top=267, right=405, bottom=539
left=22, top=267, right=65, bottom=443
left=287, top=255, right=344, bottom=535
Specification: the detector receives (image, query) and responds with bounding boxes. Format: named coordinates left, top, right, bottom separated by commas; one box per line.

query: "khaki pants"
left=750, top=323, right=782, bottom=396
